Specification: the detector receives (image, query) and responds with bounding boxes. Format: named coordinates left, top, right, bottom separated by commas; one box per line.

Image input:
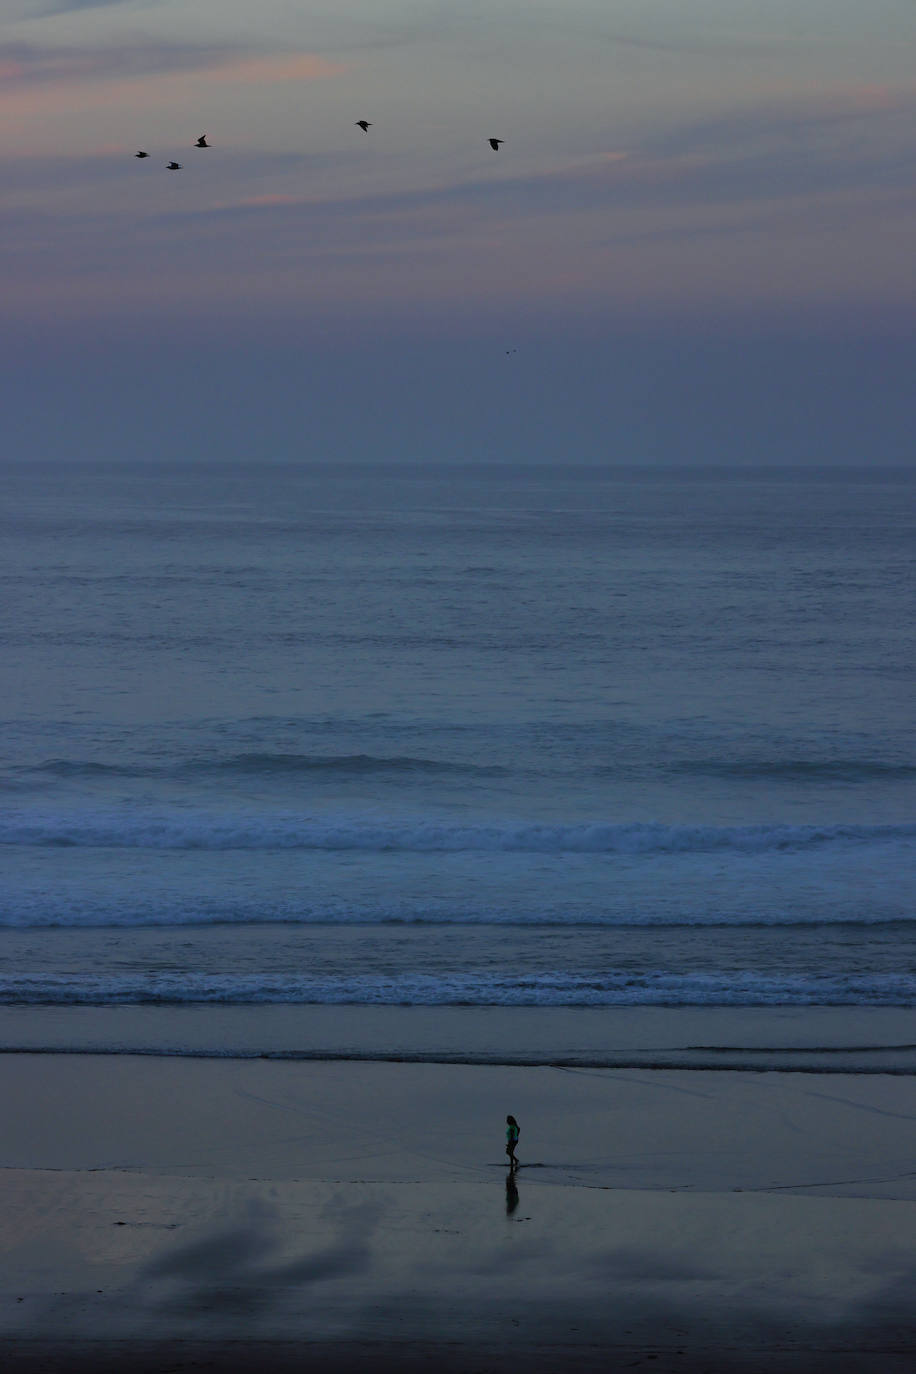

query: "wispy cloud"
left=598, top=185, right=916, bottom=248
left=233, top=193, right=304, bottom=208
left=0, top=41, right=346, bottom=134
left=139, top=151, right=635, bottom=237
left=5, top=78, right=913, bottom=233
left=0, top=41, right=343, bottom=88
left=11, top=0, right=151, bottom=15
left=183, top=106, right=912, bottom=231
left=0, top=40, right=227, bottom=85
left=402, top=1, right=815, bottom=59
left=210, top=54, right=345, bottom=86
left=649, top=85, right=916, bottom=159
left=578, top=24, right=791, bottom=59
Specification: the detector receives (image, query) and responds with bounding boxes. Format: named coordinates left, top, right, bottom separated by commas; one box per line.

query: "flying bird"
left=134, top=151, right=149, bottom=159
left=167, top=161, right=183, bottom=170
left=355, top=120, right=372, bottom=132
left=488, top=138, right=504, bottom=150
left=195, top=135, right=209, bottom=148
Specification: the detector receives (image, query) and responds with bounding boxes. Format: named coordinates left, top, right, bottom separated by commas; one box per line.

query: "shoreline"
left=1, top=1003, right=915, bottom=1073
left=2, top=1046, right=915, bottom=1074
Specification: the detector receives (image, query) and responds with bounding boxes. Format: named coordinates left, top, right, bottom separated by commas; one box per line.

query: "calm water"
left=1, top=462, right=914, bottom=1016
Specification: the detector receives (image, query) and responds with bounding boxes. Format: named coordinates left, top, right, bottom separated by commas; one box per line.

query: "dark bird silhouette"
left=167, top=161, right=183, bottom=170
left=488, top=138, right=504, bottom=150
left=355, top=120, right=372, bottom=132
left=195, top=135, right=209, bottom=148
left=134, top=151, right=149, bottom=159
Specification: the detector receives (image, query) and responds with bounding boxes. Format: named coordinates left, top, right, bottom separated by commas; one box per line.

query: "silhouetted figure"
left=506, top=1114, right=520, bottom=1169
left=134, top=151, right=149, bottom=159
left=167, top=162, right=183, bottom=170
left=505, top=1171, right=520, bottom=1215
left=355, top=121, right=372, bottom=132
left=488, top=138, right=504, bottom=150
left=195, top=136, right=209, bottom=148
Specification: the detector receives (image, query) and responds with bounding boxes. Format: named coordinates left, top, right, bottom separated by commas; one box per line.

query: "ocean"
left=1, top=461, right=914, bottom=1030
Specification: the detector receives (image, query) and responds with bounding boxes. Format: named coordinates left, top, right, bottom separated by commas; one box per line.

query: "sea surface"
left=1, top=461, right=914, bottom=1037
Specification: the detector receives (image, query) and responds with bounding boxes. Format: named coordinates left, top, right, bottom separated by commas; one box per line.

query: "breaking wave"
left=2, top=809, right=915, bottom=854
left=2, top=969, right=914, bottom=1007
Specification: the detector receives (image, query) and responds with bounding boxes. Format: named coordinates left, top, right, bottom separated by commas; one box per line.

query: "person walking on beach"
left=506, top=1114, right=520, bottom=1170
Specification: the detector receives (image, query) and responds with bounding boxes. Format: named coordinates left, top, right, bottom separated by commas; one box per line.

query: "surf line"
left=0, top=1046, right=914, bottom=1075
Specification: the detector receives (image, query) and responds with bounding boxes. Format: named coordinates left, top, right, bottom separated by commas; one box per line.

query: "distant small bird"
left=195, top=135, right=209, bottom=148
left=134, top=151, right=149, bottom=159
left=167, top=162, right=183, bottom=170
left=488, top=138, right=504, bottom=151
left=355, top=120, right=372, bottom=132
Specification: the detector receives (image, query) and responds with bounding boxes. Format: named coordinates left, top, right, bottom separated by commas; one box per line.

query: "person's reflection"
left=505, top=1169, right=520, bottom=1215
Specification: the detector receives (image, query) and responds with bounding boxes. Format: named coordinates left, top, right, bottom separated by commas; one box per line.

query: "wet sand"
left=1, top=1054, right=914, bottom=1372
left=2, top=1002, right=915, bottom=1072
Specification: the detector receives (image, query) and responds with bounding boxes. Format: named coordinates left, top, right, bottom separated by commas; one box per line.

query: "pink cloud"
left=0, top=47, right=345, bottom=130
left=0, top=42, right=344, bottom=90
left=203, top=55, right=344, bottom=86
left=847, top=84, right=895, bottom=112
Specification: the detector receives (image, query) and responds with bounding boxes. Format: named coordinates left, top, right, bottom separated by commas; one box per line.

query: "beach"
left=2, top=1016, right=915, bottom=1373
left=3, top=464, right=915, bottom=1372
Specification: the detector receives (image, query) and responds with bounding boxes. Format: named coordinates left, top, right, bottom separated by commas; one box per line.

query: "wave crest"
left=2, top=969, right=913, bottom=1007
left=17, top=753, right=504, bottom=781
left=2, top=810, right=915, bottom=854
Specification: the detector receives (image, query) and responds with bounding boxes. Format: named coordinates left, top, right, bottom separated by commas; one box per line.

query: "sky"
left=2, top=0, right=915, bottom=463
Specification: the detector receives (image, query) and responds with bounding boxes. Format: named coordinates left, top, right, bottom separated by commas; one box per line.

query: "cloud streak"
left=12, top=0, right=150, bottom=15
left=150, top=105, right=911, bottom=238
left=650, top=85, right=916, bottom=159
left=4, top=95, right=912, bottom=261
left=0, top=41, right=343, bottom=88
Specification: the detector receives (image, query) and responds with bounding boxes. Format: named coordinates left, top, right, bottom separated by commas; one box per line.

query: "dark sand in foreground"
left=1, top=1051, right=914, bottom=1371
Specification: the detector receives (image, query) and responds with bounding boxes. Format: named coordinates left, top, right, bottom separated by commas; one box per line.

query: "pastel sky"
left=3, top=0, right=915, bottom=462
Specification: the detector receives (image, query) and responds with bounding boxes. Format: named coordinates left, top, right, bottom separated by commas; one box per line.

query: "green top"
left=507, top=1123, right=520, bottom=1144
